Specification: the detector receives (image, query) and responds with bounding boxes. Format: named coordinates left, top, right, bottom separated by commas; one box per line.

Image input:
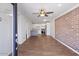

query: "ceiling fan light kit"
left=33, top=9, right=53, bottom=17
left=40, top=13, right=45, bottom=16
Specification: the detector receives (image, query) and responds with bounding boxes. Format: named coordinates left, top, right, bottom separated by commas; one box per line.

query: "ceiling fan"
left=33, top=9, right=54, bottom=17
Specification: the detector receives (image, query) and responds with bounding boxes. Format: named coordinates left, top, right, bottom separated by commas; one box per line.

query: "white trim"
left=18, top=35, right=31, bottom=45
left=53, top=37, right=79, bottom=55
left=53, top=4, right=79, bottom=21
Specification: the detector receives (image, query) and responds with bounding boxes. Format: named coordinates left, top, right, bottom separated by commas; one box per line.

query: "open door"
left=0, top=3, right=13, bottom=56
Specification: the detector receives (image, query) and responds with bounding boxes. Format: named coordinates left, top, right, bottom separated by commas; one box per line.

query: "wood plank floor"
left=18, top=35, right=78, bottom=56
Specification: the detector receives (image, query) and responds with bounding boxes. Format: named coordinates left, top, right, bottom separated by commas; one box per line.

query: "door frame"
left=11, top=3, right=17, bottom=56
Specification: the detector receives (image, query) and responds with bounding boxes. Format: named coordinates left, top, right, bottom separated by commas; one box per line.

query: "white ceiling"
left=18, top=3, right=77, bottom=24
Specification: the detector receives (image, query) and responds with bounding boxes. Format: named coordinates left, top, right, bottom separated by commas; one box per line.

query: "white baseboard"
left=52, top=37, right=79, bottom=55
left=18, top=36, right=31, bottom=45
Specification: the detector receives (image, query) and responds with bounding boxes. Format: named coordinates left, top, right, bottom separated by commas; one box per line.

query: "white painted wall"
left=32, top=24, right=41, bottom=35
left=18, top=14, right=32, bottom=44
left=0, top=14, right=12, bottom=56
left=32, top=23, right=51, bottom=36
left=50, top=19, right=55, bottom=38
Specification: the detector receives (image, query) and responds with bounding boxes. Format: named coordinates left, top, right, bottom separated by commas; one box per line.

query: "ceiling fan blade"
left=45, top=14, right=48, bottom=17
left=46, top=12, right=54, bottom=14
left=32, top=13, right=39, bottom=14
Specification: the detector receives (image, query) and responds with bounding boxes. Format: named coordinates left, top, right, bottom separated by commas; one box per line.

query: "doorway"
left=41, top=25, right=47, bottom=35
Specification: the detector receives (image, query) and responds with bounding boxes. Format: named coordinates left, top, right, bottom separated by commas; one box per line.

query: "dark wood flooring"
left=18, top=35, right=78, bottom=56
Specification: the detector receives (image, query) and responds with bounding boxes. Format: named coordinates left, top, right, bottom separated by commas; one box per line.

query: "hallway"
left=18, top=35, right=78, bottom=56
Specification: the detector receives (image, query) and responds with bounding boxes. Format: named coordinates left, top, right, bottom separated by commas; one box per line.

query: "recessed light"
left=58, top=4, right=62, bottom=7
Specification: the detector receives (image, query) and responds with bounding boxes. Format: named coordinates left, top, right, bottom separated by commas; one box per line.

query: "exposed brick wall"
left=55, top=7, right=79, bottom=52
